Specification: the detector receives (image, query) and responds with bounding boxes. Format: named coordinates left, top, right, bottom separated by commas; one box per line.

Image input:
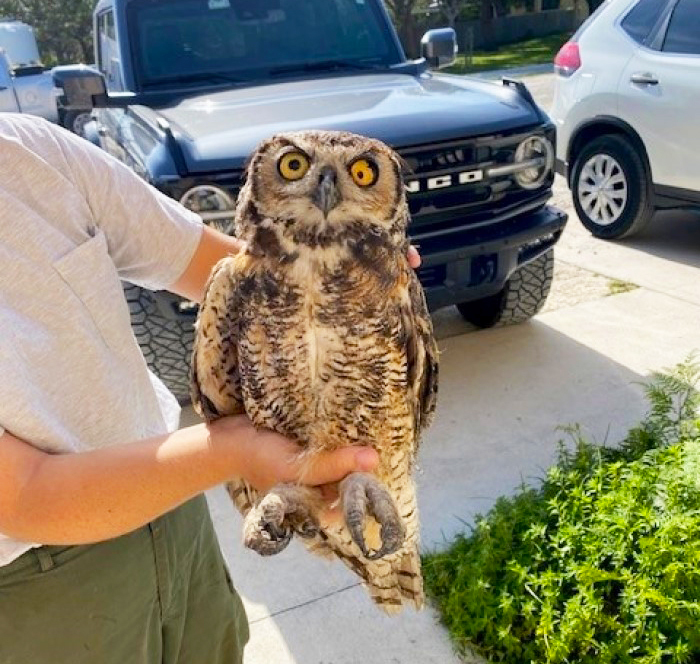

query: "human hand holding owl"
left=212, top=415, right=379, bottom=492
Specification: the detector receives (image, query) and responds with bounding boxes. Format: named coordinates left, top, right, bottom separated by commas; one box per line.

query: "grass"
left=446, top=31, right=571, bottom=75
left=608, top=278, right=639, bottom=296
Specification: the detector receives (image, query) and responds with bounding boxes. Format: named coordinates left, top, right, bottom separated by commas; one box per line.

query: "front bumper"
left=152, top=204, right=568, bottom=321
left=415, top=204, right=568, bottom=311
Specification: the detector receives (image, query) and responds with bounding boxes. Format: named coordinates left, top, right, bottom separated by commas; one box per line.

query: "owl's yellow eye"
left=349, top=159, right=378, bottom=187
left=278, top=152, right=310, bottom=181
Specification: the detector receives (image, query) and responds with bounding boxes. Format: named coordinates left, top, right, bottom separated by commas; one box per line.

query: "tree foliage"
left=0, top=0, right=94, bottom=66
left=385, top=0, right=523, bottom=54
left=436, top=0, right=466, bottom=26
left=384, top=0, right=428, bottom=56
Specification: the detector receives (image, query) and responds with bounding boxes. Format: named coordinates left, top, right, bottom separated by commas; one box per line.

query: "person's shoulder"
left=0, top=113, right=59, bottom=143
left=0, top=114, right=88, bottom=167
left=0, top=112, right=51, bottom=130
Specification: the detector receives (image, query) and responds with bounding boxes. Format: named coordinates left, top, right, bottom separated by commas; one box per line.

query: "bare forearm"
left=3, top=417, right=252, bottom=545
left=169, top=225, right=245, bottom=302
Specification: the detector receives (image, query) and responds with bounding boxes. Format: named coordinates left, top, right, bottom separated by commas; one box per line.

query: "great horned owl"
left=191, top=130, right=438, bottom=613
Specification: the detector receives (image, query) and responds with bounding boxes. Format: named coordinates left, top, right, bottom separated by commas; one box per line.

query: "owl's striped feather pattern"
left=191, top=131, right=438, bottom=613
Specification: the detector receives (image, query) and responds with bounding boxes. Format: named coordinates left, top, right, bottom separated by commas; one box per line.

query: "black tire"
left=124, top=283, right=194, bottom=402
left=571, top=134, right=654, bottom=240
left=62, top=109, right=92, bottom=136
left=456, top=248, right=554, bottom=328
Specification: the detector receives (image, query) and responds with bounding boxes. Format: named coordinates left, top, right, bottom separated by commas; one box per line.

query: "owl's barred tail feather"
left=313, top=533, right=425, bottom=614
left=366, top=549, right=424, bottom=614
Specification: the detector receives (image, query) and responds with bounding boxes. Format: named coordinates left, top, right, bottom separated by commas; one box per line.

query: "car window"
left=663, top=0, right=700, bottom=54
left=129, top=0, right=399, bottom=85
left=621, top=0, right=665, bottom=43
left=97, top=9, right=119, bottom=81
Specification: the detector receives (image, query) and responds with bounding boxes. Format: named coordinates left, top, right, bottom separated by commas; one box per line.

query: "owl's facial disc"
left=311, top=166, right=342, bottom=217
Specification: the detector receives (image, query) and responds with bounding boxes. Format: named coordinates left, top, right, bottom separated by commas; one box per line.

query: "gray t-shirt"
left=0, top=114, right=203, bottom=565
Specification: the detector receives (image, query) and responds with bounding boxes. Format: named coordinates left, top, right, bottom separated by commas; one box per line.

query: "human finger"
left=407, top=245, right=421, bottom=269
left=297, top=446, right=378, bottom=487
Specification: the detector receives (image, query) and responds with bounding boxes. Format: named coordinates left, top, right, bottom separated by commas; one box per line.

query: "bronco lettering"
left=405, top=168, right=484, bottom=193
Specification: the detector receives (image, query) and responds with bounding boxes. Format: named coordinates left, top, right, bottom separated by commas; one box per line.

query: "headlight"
left=180, top=185, right=236, bottom=234
left=513, top=136, right=554, bottom=190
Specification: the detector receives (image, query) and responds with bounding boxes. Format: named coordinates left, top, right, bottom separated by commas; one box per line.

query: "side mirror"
left=52, top=66, right=107, bottom=110
left=421, top=28, right=458, bottom=70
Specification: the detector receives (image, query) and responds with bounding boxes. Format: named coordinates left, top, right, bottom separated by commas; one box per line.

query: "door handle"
left=631, top=72, right=659, bottom=86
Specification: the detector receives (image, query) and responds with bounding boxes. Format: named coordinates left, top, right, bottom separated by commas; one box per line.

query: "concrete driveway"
left=182, top=72, right=700, bottom=664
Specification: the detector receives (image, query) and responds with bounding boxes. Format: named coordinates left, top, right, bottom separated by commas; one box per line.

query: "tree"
left=385, top=0, right=428, bottom=57
left=477, top=0, right=519, bottom=23
left=437, top=0, right=467, bottom=27
left=0, top=0, right=94, bottom=66
left=435, top=0, right=516, bottom=28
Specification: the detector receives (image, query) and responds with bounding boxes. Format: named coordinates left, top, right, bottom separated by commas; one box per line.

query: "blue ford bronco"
left=59, top=0, right=567, bottom=399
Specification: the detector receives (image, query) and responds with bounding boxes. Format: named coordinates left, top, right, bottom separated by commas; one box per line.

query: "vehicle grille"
left=398, top=128, right=554, bottom=245
left=174, top=126, right=553, bottom=243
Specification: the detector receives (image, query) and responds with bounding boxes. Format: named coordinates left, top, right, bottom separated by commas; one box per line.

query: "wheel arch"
left=567, top=117, right=653, bottom=187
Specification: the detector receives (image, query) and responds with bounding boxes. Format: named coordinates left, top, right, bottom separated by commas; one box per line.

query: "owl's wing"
left=402, top=268, right=439, bottom=437
left=191, top=255, right=246, bottom=421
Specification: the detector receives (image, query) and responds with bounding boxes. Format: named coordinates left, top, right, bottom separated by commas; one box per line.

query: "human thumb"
left=301, top=446, right=379, bottom=486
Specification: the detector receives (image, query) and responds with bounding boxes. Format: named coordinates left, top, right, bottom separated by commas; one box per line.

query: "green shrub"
left=423, top=358, right=700, bottom=664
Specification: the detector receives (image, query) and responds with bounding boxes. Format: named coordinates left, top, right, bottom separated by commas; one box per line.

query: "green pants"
left=0, top=495, right=248, bottom=663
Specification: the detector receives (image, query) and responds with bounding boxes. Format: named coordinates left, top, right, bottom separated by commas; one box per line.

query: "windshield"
left=128, top=0, right=403, bottom=88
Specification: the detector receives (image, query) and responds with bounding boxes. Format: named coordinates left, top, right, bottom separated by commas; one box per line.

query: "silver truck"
left=0, top=20, right=92, bottom=134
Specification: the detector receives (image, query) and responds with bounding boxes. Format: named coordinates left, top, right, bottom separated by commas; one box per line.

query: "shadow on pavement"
left=416, top=318, right=648, bottom=550
left=616, top=208, right=700, bottom=270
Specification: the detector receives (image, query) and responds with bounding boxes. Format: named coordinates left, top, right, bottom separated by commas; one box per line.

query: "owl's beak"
left=312, top=167, right=341, bottom=216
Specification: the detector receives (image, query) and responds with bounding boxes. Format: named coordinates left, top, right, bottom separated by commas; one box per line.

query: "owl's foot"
left=243, top=486, right=320, bottom=557
left=340, top=472, right=405, bottom=560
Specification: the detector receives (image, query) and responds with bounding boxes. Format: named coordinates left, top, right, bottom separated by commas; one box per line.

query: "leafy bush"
left=423, top=358, right=700, bottom=664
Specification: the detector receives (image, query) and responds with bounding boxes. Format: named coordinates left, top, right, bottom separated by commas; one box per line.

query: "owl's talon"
left=297, top=520, right=320, bottom=539
left=341, top=472, right=405, bottom=560
left=243, top=489, right=319, bottom=556
left=243, top=496, right=293, bottom=556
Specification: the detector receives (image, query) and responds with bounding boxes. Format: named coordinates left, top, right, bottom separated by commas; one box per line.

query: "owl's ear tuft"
left=393, top=153, right=413, bottom=177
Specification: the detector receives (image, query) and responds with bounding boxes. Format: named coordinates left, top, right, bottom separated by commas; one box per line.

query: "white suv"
left=550, top=0, right=700, bottom=238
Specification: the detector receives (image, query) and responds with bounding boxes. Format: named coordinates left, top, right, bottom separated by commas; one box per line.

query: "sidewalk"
left=186, top=182, right=700, bottom=664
